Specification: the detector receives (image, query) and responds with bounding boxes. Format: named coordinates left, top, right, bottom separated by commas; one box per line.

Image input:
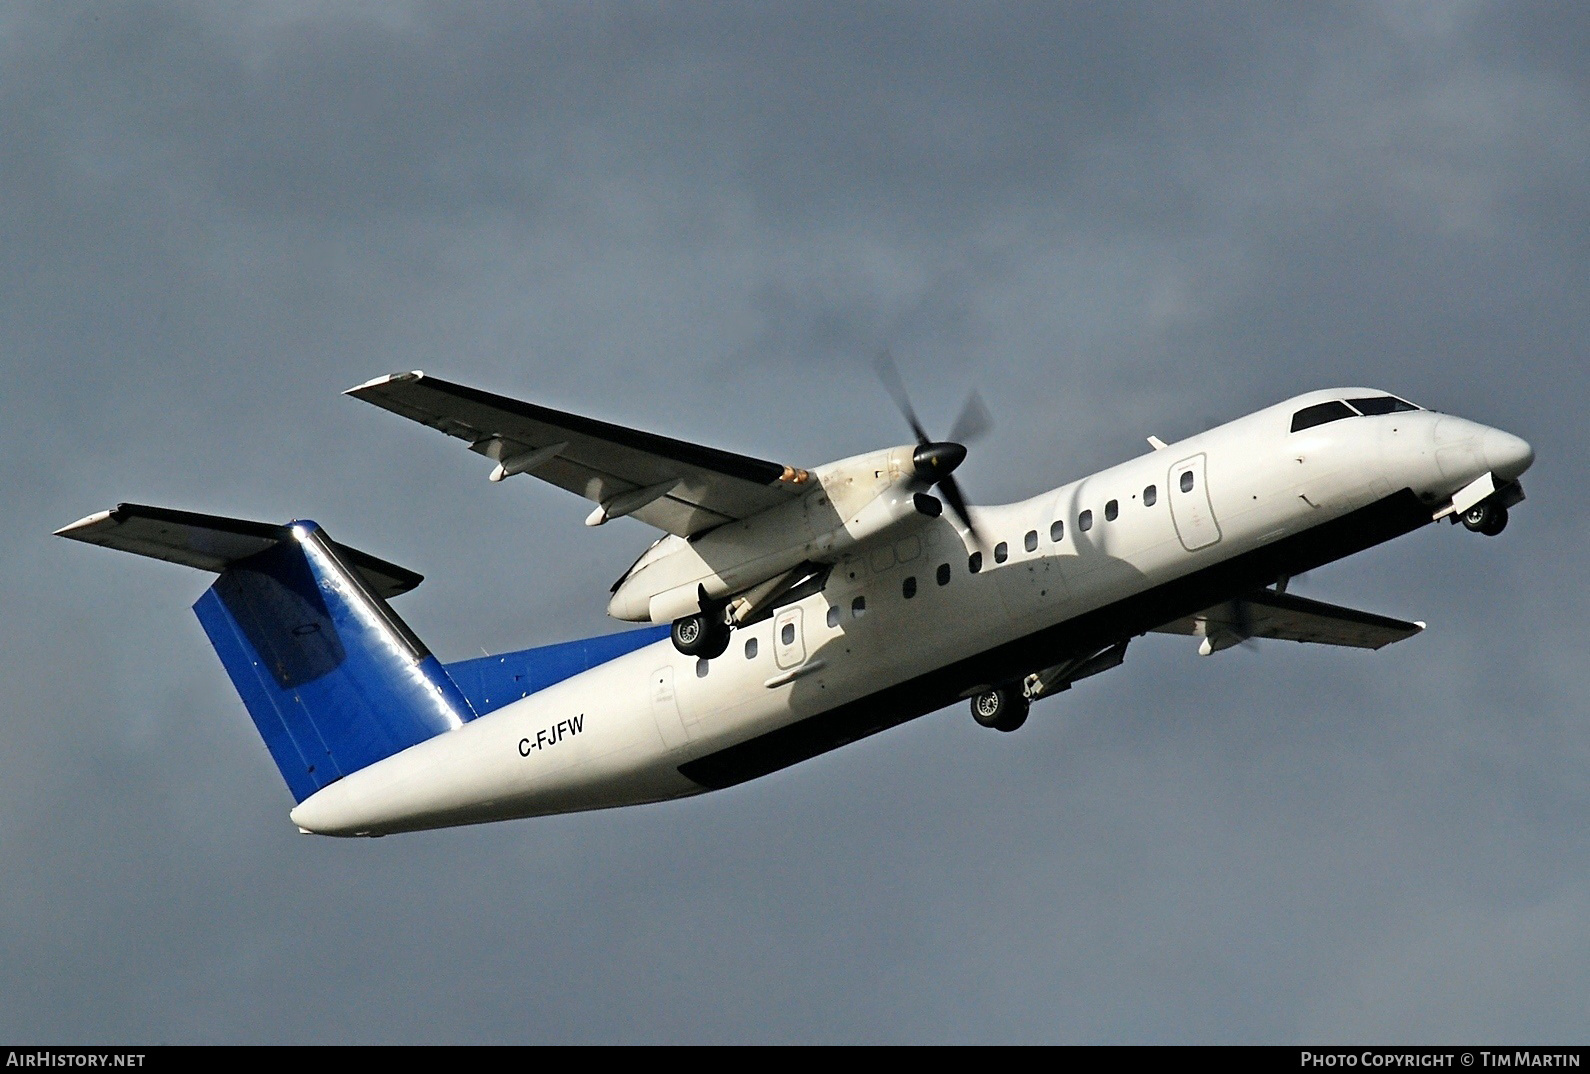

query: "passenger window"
left=1290, top=400, right=1357, bottom=432
left=1179, top=471, right=1194, bottom=493
left=781, top=622, right=795, bottom=645
left=1105, top=500, right=1118, bottom=521
left=902, top=577, right=917, bottom=599
left=1050, top=520, right=1064, bottom=542
left=851, top=595, right=866, bottom=618
left=936, top=563, right=951, bottom=586
left=826, top=605, right=841, bottom=628
left=1143, top=485, right=1156, bottom=507
left=1024, top=530, right=1038, bottom=552
left=994, top=542, right=1009, bottom=563
left=744, top=637, right=758, bottom=659
left=1079, top=510, right=1093, bottom=531
left=1347, top=395, right=1420, bottom=415
left=696, top=658, right=710, bottom=678
left=968, top=551, right=983, bottom=574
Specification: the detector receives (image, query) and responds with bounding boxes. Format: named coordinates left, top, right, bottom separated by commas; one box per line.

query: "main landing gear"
left=1461, top=501, right=1508, bottom=537
left=671, top=612, right=731, bottom=659
left=970, top=685, right=1029, bottom=733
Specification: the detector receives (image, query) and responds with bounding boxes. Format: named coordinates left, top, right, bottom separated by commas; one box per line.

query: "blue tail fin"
left=192, top=521, right=476, bottom=802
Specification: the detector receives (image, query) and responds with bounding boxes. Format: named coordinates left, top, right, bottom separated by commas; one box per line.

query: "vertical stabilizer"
left=192, top=521, right=476, bottom=802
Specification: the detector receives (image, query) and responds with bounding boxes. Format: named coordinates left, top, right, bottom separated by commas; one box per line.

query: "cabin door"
left=773, top=607, right=806, bottom=670
left=649, top=665, right=688, bottom=749
left=1168, top=453, right=1222, bottom=551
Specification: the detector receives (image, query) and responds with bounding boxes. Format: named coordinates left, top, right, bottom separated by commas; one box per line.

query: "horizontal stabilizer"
left=56, top=503, right=423, bottom=598
left=1153, top=589, right=1424, bottom=651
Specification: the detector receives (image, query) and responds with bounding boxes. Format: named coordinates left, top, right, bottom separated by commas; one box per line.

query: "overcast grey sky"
left=3, top=1, right=1587, bottom=1043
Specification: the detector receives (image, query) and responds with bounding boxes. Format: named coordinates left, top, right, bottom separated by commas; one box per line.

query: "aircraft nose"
left=1482, top=428, right=1534, bottom=482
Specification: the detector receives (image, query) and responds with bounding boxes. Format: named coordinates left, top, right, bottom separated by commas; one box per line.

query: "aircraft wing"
left=347, top=372, right=811, bottom=537
left=1153, top=589, right=1424, bottom=651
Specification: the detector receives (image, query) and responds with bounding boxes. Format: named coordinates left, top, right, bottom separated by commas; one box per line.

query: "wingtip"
left=345, top=370, right=424, bottom=395
left=54, top=508, right=116, bottom=539
left=1414, top=621, right=1427, bottom=631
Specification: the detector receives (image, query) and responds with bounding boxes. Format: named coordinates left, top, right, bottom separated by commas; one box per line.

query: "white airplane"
left=57, top=371, right=1533, bottom=837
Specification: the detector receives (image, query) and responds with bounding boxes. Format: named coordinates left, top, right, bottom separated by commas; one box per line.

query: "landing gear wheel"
left=1462, top=501, right=1508, bottom=537
left=671, top=613, right=731, bottom=659
left=970, top=686, right=1029, bottom=733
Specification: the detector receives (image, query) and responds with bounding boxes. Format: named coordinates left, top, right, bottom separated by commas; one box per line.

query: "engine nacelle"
left=607, top=445, right=940, bottom=623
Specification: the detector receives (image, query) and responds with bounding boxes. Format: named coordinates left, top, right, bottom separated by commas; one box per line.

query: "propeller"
left=1200, top=598, right=1261, bottom=655
left=1215, top=573, right=1310, bottom=654
left=1231, top=597, right=1262, bottom=653
left=873, top=350, right=991, bottom=545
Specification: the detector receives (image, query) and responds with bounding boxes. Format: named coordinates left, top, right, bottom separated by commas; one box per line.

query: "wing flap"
left=1153, top=589, right=1423, bottom=650
left=55, top=503, right=424, bottom=598
left=347, top=371, right=807, bottom=536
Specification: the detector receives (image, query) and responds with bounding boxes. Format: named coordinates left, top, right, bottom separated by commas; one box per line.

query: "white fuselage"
left=289, top=390, right=1532, bottom=836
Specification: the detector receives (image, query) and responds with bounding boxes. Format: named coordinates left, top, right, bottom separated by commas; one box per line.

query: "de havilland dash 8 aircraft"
left=58, top=367, right=1534, bottom=837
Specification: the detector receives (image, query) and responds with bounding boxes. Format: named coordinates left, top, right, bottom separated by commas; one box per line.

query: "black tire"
left=970, top=686, right=1029, bottom=732
left=993, top=701, right=1028, bottom=733
left=1462, top=501, right=1508, bottom=536
left=671, top=614, right=731, bottom=658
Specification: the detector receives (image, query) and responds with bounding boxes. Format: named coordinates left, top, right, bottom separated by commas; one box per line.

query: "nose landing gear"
left=1461, top=501, right=1508, bottom=536
left=970, top=685, right=1029, bottom=733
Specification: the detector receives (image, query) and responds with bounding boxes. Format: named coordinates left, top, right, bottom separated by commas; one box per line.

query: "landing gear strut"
left=1461, top=501, right=1508, bottom=537
left=671, top=612, right=731, bottom=659
left=970, top=685, right=1029, bottom=733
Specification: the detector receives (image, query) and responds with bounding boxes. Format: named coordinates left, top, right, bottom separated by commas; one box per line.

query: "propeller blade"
left=870, top=350, right=988, bottom=548
left=1233, top=597, right=1262, bottom=652
left=873, top=348, right=930, bottom=445
left=1232, top=599, right=1253, bottom=638
left=937, top=473, right=982, bottom=546
left=948, top=389, right=993, bottom=446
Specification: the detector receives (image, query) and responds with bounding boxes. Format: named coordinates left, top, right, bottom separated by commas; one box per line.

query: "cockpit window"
left=1346, top=395, right=1420, bottom=416
left=1290, top=400, right=1357, bottom=433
